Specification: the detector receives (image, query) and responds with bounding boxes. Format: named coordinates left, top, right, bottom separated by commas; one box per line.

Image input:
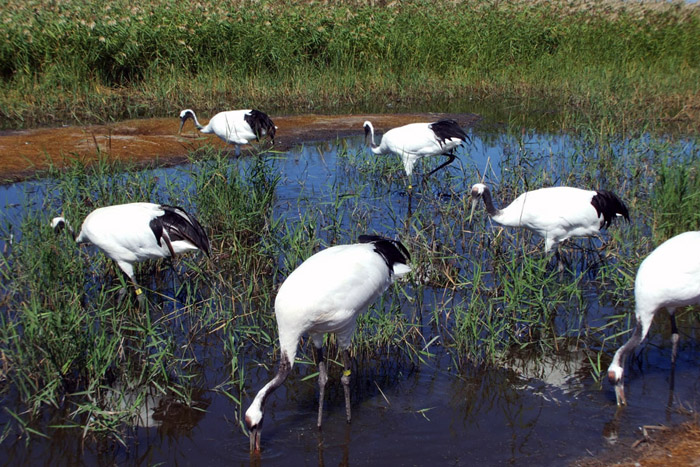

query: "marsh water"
left=1, top=118, right=699, bottom=465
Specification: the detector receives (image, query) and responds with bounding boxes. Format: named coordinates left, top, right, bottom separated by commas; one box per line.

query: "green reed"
left=1, top=1, right=699, bottom=133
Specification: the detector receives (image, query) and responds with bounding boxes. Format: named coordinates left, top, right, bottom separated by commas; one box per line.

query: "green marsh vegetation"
left=0, top=121, right=699, bottom=450
left=1, top=0, right=699, bottom=133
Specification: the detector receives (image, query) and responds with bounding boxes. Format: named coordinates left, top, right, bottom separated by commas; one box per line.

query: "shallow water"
left=1, top=123, right=699, bottom=465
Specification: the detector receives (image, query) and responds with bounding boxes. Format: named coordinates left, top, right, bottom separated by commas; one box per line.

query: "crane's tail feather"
left=429, top=119, right=470, bottom=146
left=150, top=205, right=211, bottom=256
left=245, top=110, right=276, bottom=143
left=591, top=191, right=630, bottom=229
left=358, top=234, right=411, bottom=275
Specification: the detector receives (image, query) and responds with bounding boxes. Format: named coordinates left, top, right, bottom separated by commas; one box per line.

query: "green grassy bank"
left=1, top=0, right=699, bottom=132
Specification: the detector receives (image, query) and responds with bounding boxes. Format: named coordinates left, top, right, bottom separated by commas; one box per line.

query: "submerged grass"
left=1, top=0, right=699, bottom=132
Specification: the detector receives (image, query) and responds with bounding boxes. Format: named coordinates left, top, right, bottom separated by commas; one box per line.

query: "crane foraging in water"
left=608, top=231, right=700, bottom=406
left=51, top=203, right=210, bottom=300
left=244, top=235, right=411, bottom=453
left=178, top=108, right=276, bottom=155
left=363, top=119, right=471, bottom=190
left=469, top=183, right=630, bottom=269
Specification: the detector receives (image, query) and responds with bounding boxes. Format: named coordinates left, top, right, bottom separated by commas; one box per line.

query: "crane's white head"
left=607, top=364, right=622, bottom=384
left=245, top=402, right=264, bottom=453
left=469, top=183, right=487, bottom=223
left=178, top=109, right=197, bottom=133
left=50, top=216, right=77, bottom=240
left=607, top=362, right=626, bottom=405
left=470, top=183, right=487, bottom=197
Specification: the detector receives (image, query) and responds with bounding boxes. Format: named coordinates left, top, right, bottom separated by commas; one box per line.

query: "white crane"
left=244, top=235, right=411, bottom=453
left=608, top=231, right=700, bottom=405
left=363, top=119, right=470, bottom=189
left=469, top=183, right=629, bottom=268
left=178, top=109, right=276, bottom=155
left=51, top=203, right=210, bottom=299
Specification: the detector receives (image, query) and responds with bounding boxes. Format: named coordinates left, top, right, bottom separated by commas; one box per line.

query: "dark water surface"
left=1, top=124, right=699, bottom=465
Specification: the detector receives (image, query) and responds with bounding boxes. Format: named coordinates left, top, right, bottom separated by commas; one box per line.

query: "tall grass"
left=1, top=0, right=699, bottom=132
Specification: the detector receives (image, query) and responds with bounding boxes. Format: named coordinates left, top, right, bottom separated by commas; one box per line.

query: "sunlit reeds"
left=1, top=0, right=699, bottom=132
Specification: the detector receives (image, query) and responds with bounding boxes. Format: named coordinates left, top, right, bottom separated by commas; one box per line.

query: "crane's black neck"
left=364, top=124, right=378, bottom=149
left=481, top=187, right=501, bottom=217
left=256, top=351, right=291, bottom=421
left=615, top=319, right=644, bottom=369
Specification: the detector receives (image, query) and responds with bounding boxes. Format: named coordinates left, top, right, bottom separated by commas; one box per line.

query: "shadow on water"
left=0, top=118, right=699, bottom=465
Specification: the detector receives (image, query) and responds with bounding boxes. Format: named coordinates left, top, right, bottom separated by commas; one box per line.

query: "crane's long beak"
left=178, top=118, right=186, bottom=135
left=468, top=197, right=478, bottom=224
left=613, top=381, right=626, bottom=406
left=249, top=427, right=261, bottom=454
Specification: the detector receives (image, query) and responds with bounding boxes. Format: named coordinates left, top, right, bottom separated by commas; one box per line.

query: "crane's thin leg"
left=341, top=349, right=352, bottom=423
left=162, top=234, right=189, bottom=291
left=667, top=311, right=680, bottom=409
left=555, top=247, right=565, bottom=273
left=425, top=152, right=457, bottom=179
left=117, top=262, right=146, bottom=306
left=314, top=345, right=328, bottom=428
left=670, top=312, right=679, bottom=366
left=131, top=275, right=146, bottom=308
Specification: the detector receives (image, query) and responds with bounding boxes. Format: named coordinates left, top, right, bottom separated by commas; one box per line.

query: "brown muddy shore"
left=0, top=113, right=480, bottom=183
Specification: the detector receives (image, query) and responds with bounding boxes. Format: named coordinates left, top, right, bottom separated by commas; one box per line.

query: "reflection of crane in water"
left=608, top=231, right=700, bottom=406
left=244, top=235, right=411, bottom=453
left=104, top=384, right=210, bottom=435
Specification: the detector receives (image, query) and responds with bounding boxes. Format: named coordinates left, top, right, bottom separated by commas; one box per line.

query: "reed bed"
left=1, top=0, right=699, bottom=132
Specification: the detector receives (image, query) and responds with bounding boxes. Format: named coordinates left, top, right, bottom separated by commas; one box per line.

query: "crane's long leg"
left=554, top=247, right=564, bottom=273
left=667, top=311, right=680, bottom=408
left=341, top=349, right=352, bottom=423
left=314, top=345, right=328, bottom=428
left=132, top=276, right=146, bottom=307
left=162, top=234, right=189, bottom=290
left=670, top=311, right=679, bottom=366
left=116, top=261, right=146, bottom=306
left=425, top=152, right=457, bottom=179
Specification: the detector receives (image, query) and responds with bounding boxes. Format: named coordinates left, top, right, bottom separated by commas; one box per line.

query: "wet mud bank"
left=0, top=113, right=480, bottom=183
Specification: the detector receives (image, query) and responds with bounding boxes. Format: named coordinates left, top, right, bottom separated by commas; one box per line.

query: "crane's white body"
left=76, top=203, right=199, bottom=278
left=51, top=202, right=209, bottom=283
left=363, top=120, right=468, bottom=178
left=274, top=242, right=410, bottom=354
left=470, top=183, right=629, bottom=253
left=608, top=231, right=700, bottom=405
left=178, top=109, right=276, bottom=149
left=245, top=237, right=410, bottom=452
